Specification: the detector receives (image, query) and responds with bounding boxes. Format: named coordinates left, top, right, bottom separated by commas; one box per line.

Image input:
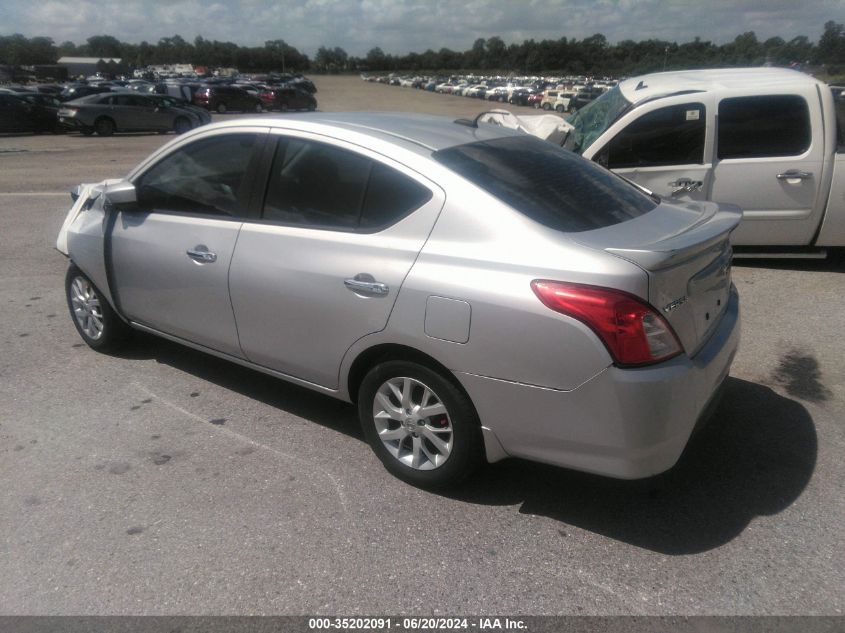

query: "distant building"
left=57, top=56, right=123, bottom=78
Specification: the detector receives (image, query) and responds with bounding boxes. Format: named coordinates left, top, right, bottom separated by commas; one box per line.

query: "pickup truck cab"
left=563, top=68, right=845, bottom=247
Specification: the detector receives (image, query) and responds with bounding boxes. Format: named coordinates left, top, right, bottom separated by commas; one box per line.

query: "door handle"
left=668, top=178, right=703, bottom=196
left=344, top=274, right=389, bottom=297
left=186, top=246, right=217, bottom=263
left=776, top=170, right=812, bottom=181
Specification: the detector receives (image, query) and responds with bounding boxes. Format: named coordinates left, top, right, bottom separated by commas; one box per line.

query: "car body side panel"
left=815, top=150, right=845, bottom=246
left=458, top=286, right=739, bottom=478
left=339, top=190, right=649, bottom=396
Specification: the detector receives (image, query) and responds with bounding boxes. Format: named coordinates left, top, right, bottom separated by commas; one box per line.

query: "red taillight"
left=531, top=280, right=682, bottom=366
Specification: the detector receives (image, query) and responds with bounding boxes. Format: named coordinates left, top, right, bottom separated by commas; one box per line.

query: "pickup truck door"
left=709, top=92, right=825, bottom=245
left=585, top=97, right=714, bottom=204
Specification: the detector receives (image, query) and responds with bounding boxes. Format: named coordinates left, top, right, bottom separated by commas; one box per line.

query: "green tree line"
left=2, top=21, right=844, bottom=75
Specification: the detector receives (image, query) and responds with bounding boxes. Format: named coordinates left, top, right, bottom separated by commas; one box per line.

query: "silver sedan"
left=57, top=113, right=741, bottom=488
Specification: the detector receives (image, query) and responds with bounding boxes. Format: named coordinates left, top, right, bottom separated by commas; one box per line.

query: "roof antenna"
left=635, top=80, right=648, bottom=90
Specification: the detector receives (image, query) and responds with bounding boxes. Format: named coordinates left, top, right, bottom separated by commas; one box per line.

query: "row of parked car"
left=0, top=75, right=318, bottom=135
left=363, top=73, right=615, bottom=114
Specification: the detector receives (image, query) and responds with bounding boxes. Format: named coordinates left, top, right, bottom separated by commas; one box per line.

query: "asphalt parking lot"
left=1, top=76, right=843, bottom=616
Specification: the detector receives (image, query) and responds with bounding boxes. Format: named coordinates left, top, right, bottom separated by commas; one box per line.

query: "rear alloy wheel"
left=65, top=264, right=131, bottom=352
left=358, top=360, right=483, bottom=488
left=216, top=102, right=227, bottom=114
left=174, top=116, right=192, bottom=134
left=555, top=104, right=564, bottom=113
left=254, top=102, right=263, bottom=113
left=542, top=103, right=551, bottom=110
left=94, top=117, right=115, bottom=136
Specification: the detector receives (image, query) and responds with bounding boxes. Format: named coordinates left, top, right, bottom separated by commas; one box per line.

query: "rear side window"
left=433, top=135, right=656, bottom=233
left=262, top=137, right=431, bottom=231
left=718, top=95, right=811, bottom=158
left=601, top=103, right=706, bottom=168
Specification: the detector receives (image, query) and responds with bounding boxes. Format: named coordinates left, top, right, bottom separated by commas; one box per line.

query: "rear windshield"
left=433, top=135, right=656, bottom=233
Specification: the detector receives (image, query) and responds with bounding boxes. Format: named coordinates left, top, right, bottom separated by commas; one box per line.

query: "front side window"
left=717, top=95, right=811, bottom=159
left=600, top=103, right=706, bottom=168
left=262, top=138, right=431, bottom=231
left=134, top=133, right=258, bottom=217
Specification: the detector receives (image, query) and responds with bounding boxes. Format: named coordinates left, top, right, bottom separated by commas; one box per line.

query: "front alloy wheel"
left=69, top=276, right=104, bottom=341
left=65, top=264, right=131, bottom=352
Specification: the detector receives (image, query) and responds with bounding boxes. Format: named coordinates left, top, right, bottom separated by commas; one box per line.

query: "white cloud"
left=3, top=0, right=844, bottom=56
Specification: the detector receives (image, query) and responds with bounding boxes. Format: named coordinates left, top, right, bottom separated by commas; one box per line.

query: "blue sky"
left=3, top=0, right=844, bottom=56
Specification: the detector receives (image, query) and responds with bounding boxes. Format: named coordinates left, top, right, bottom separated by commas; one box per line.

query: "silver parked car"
left=58, top=91, right=208, bottom=136
left=57, top=113, right=741, bottom=488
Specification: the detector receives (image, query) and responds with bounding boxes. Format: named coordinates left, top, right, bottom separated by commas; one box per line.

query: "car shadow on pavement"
left=115, top=336, right=816, bottom=555
left=114, top=332, right=364, bottom=441
left=733, top=248, right=845, bottom=273
left=447, top=377, right=818, bottom=555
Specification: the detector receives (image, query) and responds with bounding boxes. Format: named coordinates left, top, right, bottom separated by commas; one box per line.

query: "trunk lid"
left=572, top=200, right=741, bottom=356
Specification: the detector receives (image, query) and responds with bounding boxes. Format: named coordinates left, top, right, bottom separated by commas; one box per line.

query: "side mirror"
left=103, top=180, right=137, bottom=209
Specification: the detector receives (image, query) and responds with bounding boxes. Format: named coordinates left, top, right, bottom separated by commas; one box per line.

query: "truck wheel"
left=216, top=102, right=227, bottom=114
left=542, top=103, right=551, bottom=110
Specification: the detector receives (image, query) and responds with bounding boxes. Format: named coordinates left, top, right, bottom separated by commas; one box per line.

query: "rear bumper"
left=58, top=116, right=88, bottom=130
left=459, top=286, right=740, bottom=479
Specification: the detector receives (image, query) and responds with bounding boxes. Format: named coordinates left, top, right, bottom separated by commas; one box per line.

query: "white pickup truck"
left=558, top=68, right=845, bottom=249
left=481, top=69, right=843, bottom=250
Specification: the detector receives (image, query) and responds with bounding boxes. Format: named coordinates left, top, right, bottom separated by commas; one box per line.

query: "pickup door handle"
left=776, top=170, right=813, bottom=181
left=344, top=274, right=389, bottom=297
left=186, top=247, right=217, bottom=263
left=668, top=178, right=703, bottom=196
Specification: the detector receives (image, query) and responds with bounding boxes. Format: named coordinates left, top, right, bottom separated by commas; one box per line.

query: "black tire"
left=65, top=264, right=131, bottom=352
left=307, top=103, right=316, bottom=111
left=555, top=104, right=564, bottom=112
left=216, top=102, right=227, bottom=114
left=358, top=360, right=483, bottom=488
left=94, top=117, right=115, bottom=136
left=174, top=116, right=192, bottom=134
left=279, top=102, right=288, bottom=112
left=533, top=102, right=541, bottom=109
left=542, top=102, right=551, bottom=110
left=254, top=102, right=263, bottom=113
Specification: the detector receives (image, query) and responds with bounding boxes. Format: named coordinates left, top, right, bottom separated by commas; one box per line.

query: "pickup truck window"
left=599, top=103, right=706, bottom=168
left=717, top=95, right=811, bottom=159
left=835, top=97, right=845, bottom=152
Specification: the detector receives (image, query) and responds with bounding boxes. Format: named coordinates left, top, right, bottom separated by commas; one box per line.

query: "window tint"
left=433, top=135, right=656, bottom=233
left=834, top=94, right=845, bottom=152
left=361, top=163, right=432, bottom=230
left=262, top=138, right=431, bottom=231
left=134, top=133, right=258, bottom=217
left=718, top=95, right=810, bottom=158
left=602, top=103, right=706, bottom=168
